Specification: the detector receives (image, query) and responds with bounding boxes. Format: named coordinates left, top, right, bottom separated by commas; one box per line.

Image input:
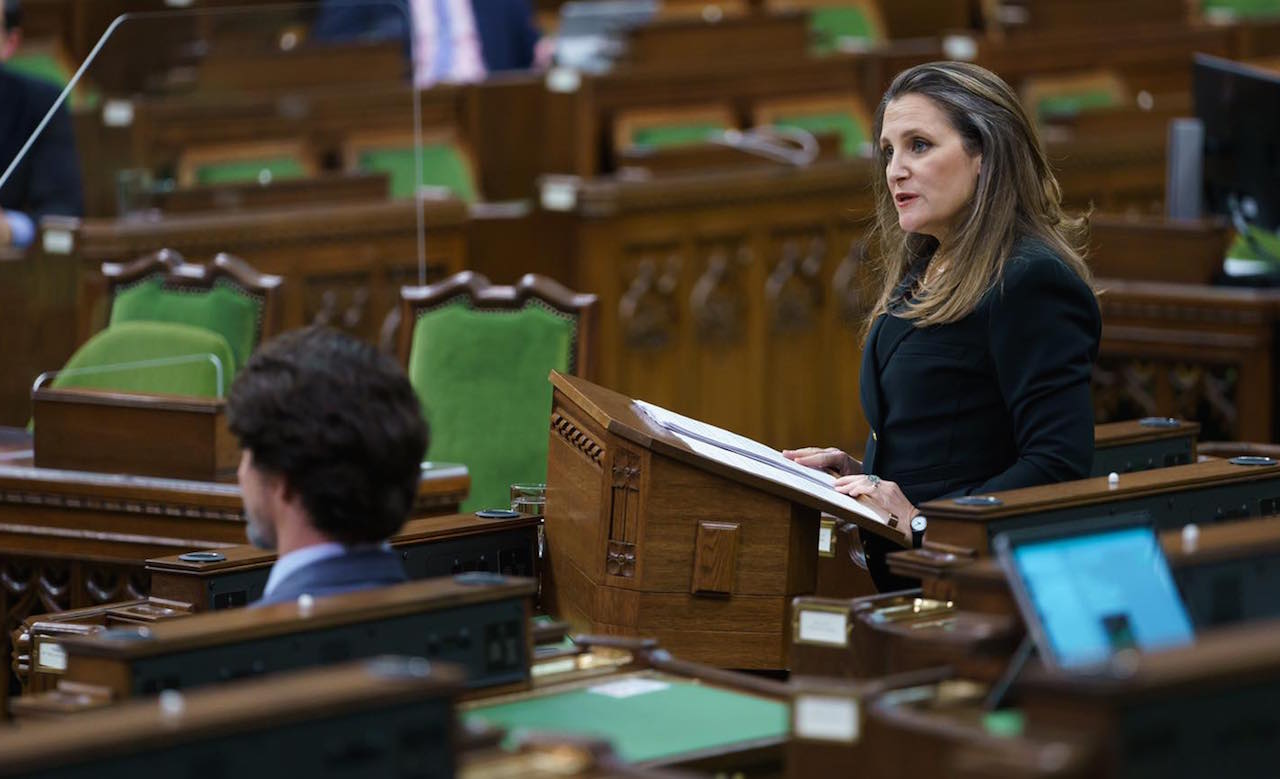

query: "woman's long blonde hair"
left=866, top=61, right=1093, bottom=331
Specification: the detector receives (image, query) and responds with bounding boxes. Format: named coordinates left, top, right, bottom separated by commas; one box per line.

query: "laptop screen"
left=999, top=519, right=1195, bottom=669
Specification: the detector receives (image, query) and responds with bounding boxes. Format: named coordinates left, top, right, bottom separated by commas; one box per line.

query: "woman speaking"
left=785, top=61, right=1101, bottom=588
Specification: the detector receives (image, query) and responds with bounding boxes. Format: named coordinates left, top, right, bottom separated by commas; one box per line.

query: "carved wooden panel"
left=765, top=228, right=832, bottom=448
left=618, top=250, right=682, bottom=351
left=305, top=271, right=375, bottom=339
left=615, top=247, right=685, bottom=412
left=689, top=237, right=761, bottom=436
left=1093, top=358, right=1240, bottom=442
left=551, top=409, right=605, bottom=469
left=606, top=448, right=642, bottom=579
left=825, top=235, right=875, bottom=456
left=2, top=556, right=149, bottom=698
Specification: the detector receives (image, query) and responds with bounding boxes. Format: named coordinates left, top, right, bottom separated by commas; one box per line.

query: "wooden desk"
left=912, top=457, right=1280, bottom=555
left=0, top=657, right=462, bottom=777
left=857, top=619, right=1280, bottom=779
left=12, top=510, right=539, bottom=695
left=815, top=418, right=1201, bottom=600
left=34, top=574, right=532, bottom=711
left=1090, top=417, right=1198, bottom=476
left=796, top=516, right=1280, bottom=686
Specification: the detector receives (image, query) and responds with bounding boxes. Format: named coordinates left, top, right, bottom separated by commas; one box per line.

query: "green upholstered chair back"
left=103, top=250, right=283, bottom=375
left=1023, top=72, right=1127, bottom=124
left=629, top=122, right=729, bottom=150
left=355, top=142, right=479, bottom=203
left=49, top=320, right=235, bottom=399
left=4, top=43, right=99, bottom=108
left=192, top=157, right=307, bottom=187
left=1034, top=89, right=1124, bottom=122
left=1203, top=0, right=1280, bottom=18
left=400, top=272, right=597, bottom=513
left=809, top=5, right=881, bottom=53
left=763, top=106, right=869, bottom=158
left=615, top=106, right=736, bottom=154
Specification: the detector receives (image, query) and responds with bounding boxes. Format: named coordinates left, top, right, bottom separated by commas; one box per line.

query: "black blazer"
left=0, top=67, right=84, bottom=222
left=860, top=238, right=1101, bottom=508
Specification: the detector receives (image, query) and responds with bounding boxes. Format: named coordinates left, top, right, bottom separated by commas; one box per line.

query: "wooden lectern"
left=543, top=371, right=902, bottom=669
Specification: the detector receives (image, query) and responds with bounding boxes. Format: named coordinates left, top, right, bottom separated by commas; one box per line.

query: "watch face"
left=910, top=515, right=927, bottom=532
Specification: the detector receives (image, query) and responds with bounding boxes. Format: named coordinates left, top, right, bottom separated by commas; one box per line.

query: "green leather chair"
left=102, top=250, right=283, bottom=378
left=809, top=4, right=881, bottom=53
left=47, top=320, right=235, bottom=399
left=354, top=142, right=479, bottom=203
left=1203, top=0, right=1280, bottom=17
left=756, top=95, right=872, bottom=158
left=615, top=106, right=737, bottom=153
left=192, top=157, right=309, bottom=187
left=398, top=272, right=597, bottom=513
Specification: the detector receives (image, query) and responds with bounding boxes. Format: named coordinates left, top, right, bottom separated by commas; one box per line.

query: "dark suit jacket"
left=253, top=547, right=408, bottom=607
left=857, top=238, right=1100, bottom=587
left=310, top=0, right=539, bottom=72
left=0, top=66, right=84, bottom=222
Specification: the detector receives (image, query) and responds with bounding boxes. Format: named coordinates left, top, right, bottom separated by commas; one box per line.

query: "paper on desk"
left=634, top=400, right=887, bottom=527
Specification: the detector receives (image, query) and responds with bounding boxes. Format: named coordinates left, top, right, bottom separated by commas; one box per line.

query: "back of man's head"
left=227, top=326, right=429, bottom=546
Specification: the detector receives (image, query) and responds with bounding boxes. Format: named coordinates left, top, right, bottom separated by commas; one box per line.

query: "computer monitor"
left=555, top=0, right=659, bottom=73
left=1194, top=53, right=1280, bottom=234
left=994, top=513, right=1195, bottom=670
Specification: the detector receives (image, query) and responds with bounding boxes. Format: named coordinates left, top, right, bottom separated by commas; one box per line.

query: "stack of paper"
left=633, top=399, right=888, bottom=527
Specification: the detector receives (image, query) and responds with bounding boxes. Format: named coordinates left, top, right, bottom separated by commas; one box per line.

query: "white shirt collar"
left=263, top=542, right=348, bottom=598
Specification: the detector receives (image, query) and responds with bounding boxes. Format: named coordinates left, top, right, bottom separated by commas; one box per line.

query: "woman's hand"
left=834, top=474, right=917, bottom=531
left=782, top=447, right=861, bottom=477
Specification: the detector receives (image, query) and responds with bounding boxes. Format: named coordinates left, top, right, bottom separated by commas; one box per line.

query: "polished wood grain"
left=0, top=658, right=462, bottom=777
left=156, top=172, right=390, bottom=214
left=32, top=388, right=238, bottom=482
left=48, top=575, right=533, bottom=704
left=691, top=521, right=740, bottom=596
left=544, top=372, right=891, bottom=669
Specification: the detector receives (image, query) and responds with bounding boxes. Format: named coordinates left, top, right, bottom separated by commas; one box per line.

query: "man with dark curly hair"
left=227, top=326, right=429, bottom=607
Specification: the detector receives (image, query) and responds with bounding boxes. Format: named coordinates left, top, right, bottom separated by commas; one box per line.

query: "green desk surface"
left=464, top=671, right=789, bottom=764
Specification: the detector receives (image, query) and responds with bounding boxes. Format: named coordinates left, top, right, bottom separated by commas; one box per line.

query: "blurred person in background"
left=311, top=0, right=551, bottom=88
left=0, top=0, right=83, bottom=248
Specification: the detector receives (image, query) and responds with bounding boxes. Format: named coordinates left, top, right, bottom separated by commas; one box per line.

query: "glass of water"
left=510, top=483, right=547, bottom=516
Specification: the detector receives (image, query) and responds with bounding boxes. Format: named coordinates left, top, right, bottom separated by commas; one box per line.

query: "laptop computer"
left=994, top=512, right=1195, bottom=670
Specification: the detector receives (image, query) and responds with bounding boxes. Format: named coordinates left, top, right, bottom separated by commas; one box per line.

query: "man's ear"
left=273, top=472, right=299, bottom=506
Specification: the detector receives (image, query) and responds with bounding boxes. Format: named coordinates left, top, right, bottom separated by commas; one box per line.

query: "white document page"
left=634, top=399, right=887, bottom=527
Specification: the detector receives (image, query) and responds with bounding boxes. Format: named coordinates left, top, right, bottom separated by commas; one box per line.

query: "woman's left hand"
left=833, top=474, right=918, bottom=531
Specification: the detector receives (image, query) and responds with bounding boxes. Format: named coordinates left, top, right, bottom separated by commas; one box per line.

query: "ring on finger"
left=866, top=474, right=881, bottom=487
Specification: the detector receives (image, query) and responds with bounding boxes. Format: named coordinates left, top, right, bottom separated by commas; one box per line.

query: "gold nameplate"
left=817, top=518, right=836, bottom=558
left=792, top=603, right=851, bottom=647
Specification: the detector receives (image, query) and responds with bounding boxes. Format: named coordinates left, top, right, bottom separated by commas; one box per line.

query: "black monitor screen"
left=1194, top=53, right=1280, bottom=232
